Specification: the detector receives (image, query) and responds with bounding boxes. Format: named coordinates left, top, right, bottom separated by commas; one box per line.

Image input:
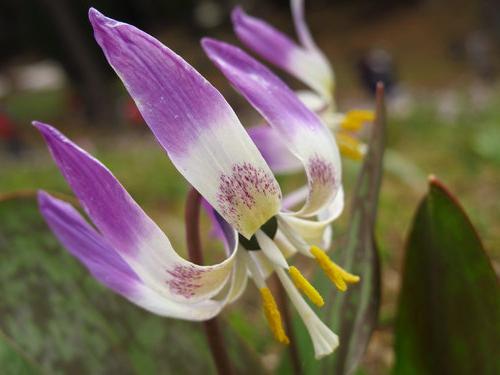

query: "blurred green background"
left=1, top=0, right=499, bottom=374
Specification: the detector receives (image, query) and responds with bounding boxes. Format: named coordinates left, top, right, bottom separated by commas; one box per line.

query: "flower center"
left=238, top=215, right=278, bottom=250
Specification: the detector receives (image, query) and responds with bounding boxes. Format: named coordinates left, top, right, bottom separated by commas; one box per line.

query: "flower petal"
left=38, top=191, right=226, bottom=321
left=280, top=186, right=344, bottom=249
left=202, top=39, right=341, bottom=217
left=34, top=122, right=237, bottom=304
left=247, top=125, right=302, bottom=173
left=290, top=0, right=316, bottom=50
left=38, top=190, right=139, bottom=296
left=89, top=8, right=281, bottom=238
left=231, top=6, right=333, bottom=101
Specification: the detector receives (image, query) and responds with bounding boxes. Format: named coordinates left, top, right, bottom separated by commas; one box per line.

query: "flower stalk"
left=185, top=187, right=233, bottom=375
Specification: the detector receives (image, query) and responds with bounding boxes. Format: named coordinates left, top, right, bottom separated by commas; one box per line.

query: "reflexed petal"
left=133, top=285, right=227, bottom=320
left=247, top=125, right=302, bottom=173
left=290, top=0, right=316, bottom=50
left=231, top=6, right=333, bottom=101
left=226, top=251, right=249, bottom=303
left=89, top=8, right=281, bottom=238
left=202, top=39, right=341, bottom=217
left=281, top=186, right=344, bottom=248
left=38, top=191, right=226, bottom=321
left=38, top=190, right=140, bottom=296
left=34, top=122, right=237, bottom=304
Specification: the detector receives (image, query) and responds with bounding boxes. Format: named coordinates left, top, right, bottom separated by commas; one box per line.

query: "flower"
left=231, top=0, right=374, bottom=165
left=35, top=8, right=359, bottom=359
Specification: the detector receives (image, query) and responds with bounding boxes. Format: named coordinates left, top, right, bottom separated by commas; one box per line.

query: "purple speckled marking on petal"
left=216, top=162, right=281, bottom=233
left=308, top=154, right=336, bottom=192
left=166, top=265, right=205, bottom=298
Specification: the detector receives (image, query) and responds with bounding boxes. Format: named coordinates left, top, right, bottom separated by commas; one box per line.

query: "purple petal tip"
left=32, top=120, right=61, bottom=140
left=37, top=190, right=51, bottom=206
left=88, top=7, right=119, bottom=30
left=231, top=6, right=245, bottom=23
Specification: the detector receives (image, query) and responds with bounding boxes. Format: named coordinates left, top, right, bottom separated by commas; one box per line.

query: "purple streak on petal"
left=291, top=0, right=316, bottom=50
left=88, top=8, right=235, bottom=158
left=38, top=191, right=139, bottom=296
left=247, top=125, right=302, bottom=173
left=34, top=121, right=158, bottom=256
left=202, top=38, right=323, bottom=138
left=231, top=7, right=297, bottom=73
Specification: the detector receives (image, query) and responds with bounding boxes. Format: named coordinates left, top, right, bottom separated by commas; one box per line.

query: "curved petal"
left=290, top=0, right=316, bottom=50
left=89, top=8, right=281, bottom=238
left=34, top=122, right=237, bottom=304
left=38, top=190, right=140, bottom=296
left=247, top=125, right=302, bottom=173
left=202, top=39, right=341, bottom=217
left=295, top=90, right=328, bottom=113
left=38, top=191, right=226, bottom=321
left=225, top=251, right=249, bottom=304
left=231, top=6, right=333, bottom=101
left=280, top=186, right=344, bottom=249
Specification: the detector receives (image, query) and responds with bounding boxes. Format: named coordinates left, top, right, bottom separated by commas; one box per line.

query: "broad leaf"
left=324, top=84, right=385, bottom=374
left=394, top=177, right=500, bottom=375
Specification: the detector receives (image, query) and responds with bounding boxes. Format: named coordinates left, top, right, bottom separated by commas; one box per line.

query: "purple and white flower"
left=232, top=0, right=374, bottom=166
left=36, top=9, right=358, bottom=359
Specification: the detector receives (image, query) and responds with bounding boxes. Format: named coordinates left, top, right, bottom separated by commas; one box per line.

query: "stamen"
left=310, top=246, right=360, bottom=292
left=288, top=266, right=324, bottom=307
left=340, top=110, right=374, bottom=131
left=336, top=133, right=365, bottom=160
left=259, top=287, right=290, bottom=345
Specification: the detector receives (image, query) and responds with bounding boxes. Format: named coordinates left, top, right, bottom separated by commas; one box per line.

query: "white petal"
left=275, top=267, right=339, bottom=359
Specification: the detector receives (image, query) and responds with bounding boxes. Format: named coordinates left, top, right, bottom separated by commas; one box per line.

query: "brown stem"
left=275, top=277, right=303, bottom=375
left=185, top=187, right=233, bottom=375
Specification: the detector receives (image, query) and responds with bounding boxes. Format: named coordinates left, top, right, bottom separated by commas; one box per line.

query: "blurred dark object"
left=0, top=109, right=24, bottom=157
left=480, top=0, right=500, bottom=43
left=357, top=48, right=397, bottom=96
left=465, top=30, right=496, bottom=82
left=35, top=0, right=115, bottom=125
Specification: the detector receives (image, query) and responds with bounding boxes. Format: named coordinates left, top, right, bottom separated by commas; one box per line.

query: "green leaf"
left=323, top=84, right=385, bottom=374
left=394, top=177, right=500, bottom=375
left=0, top=194, right=218, bottom=374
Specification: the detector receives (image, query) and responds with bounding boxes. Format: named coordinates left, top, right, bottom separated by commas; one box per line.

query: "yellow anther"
left=288, top=266, right=324, bottom=307
left=259, top=287, right=290, bottom=345
left=341, top=110, right=375, bottom=131
left=310, top=246, right=360, bottom=292
left=336, top=132, right=365, bottom=160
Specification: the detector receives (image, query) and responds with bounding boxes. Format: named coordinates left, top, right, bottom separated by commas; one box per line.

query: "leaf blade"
left=394, top=177, right=500, bottom=375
